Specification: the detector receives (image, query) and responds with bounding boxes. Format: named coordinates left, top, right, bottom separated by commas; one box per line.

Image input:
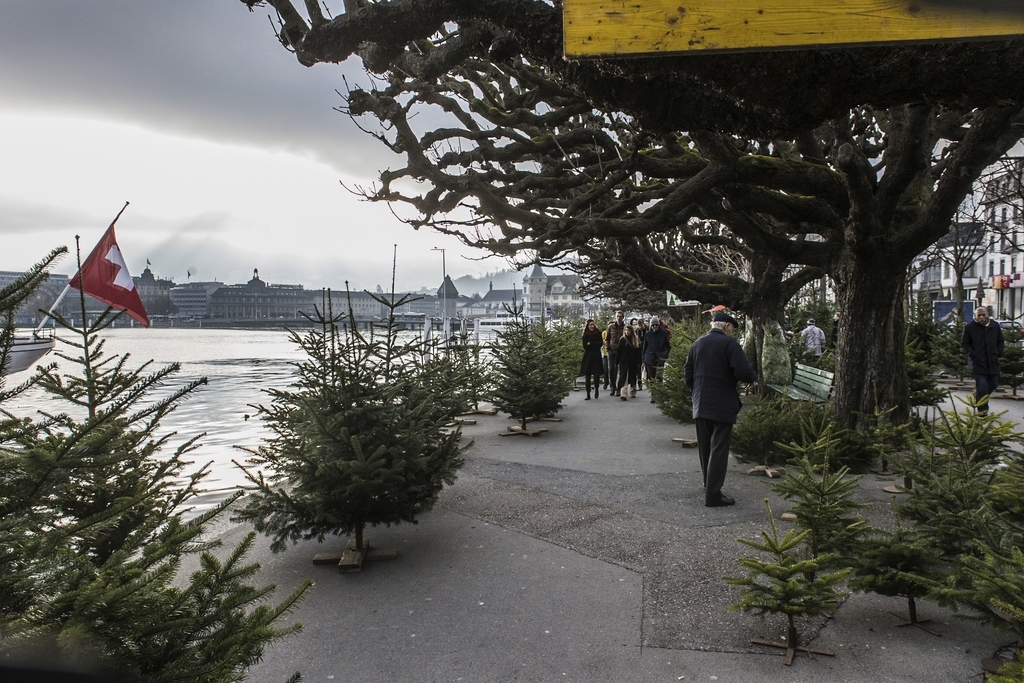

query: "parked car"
left=997, top=320, right=1024, bottom=334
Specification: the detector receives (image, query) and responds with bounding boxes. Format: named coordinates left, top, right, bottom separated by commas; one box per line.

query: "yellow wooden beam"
left=563, top=0, right=1024, bottom=58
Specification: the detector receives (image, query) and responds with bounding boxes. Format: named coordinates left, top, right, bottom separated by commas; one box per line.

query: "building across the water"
left=169, top=281, right=224, bottom=318
left=209, top=269, right=316, bottom=320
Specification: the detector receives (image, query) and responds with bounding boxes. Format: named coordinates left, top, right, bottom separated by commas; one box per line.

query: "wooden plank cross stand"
left=313, top=537, right=399, bottom=573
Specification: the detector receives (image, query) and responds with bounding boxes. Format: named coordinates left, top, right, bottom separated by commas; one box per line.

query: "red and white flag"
left=70, top=221, right=150, bottom=327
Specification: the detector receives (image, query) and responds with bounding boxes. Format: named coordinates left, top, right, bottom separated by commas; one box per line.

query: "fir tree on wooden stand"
left=490, top=302, right=572, bottom=436
left=850, top=503, right=946, bottom=637
left=233, top=283, right=466, bottom=572
left=726, top=499, right=850, bottom=666
left=1, top=249, right=309, bottom=682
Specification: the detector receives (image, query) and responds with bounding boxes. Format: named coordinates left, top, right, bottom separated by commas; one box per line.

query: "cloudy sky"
left=0, top=1, right=507, bottom=293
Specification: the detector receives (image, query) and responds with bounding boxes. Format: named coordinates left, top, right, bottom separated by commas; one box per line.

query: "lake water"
left=8, top=328, right=310, bottom=517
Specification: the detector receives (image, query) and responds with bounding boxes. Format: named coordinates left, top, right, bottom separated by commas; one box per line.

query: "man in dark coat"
left=961, top=306, right=1004, bottom=414
left=605, top=310, right=626, bottom=396
left=641, top=316, right=671, bottom=402
left=684, top=313, right=758, bottom=507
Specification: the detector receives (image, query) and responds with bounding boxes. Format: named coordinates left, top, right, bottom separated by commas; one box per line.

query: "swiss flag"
left=70, top=222, right=150, bottom=327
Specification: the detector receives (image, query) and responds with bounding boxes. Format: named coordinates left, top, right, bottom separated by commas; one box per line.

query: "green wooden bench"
left=766, top=363, right=834, bottom=403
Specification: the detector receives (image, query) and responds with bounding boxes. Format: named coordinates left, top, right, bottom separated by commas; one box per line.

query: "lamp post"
left=431, top=247, right=446, bottom=340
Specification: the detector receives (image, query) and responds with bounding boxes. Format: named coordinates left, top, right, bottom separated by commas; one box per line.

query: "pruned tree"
left=237, top=0, right=1024, bottom=429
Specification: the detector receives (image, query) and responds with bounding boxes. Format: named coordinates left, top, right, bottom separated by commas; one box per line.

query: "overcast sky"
left=0, top=1, right=507, bottom=293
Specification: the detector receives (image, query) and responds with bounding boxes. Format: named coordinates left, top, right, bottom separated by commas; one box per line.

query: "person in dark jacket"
left=605, top=310, right=626, bottom=396
left=684, top=313, right=758, bottom=507
left=580, top=319, right=605, bottom=400
left=641, top=316, right=671, bottom=402
left=961, top=306, right=1004, bottom=414
left=634, top=318, right=647, bottom=390
left=615, top=324, right=641, bottom=399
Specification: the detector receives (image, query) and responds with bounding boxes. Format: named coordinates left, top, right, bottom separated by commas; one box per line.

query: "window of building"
left=1001, top=259, right=1007, bottom=275
left=944, top=263, right=951, bottom=279
left=990, top=260, right=996, bottom=277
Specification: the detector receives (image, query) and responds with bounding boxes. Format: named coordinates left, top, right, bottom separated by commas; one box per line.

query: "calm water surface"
left=10, top=328, right=308, bottom=516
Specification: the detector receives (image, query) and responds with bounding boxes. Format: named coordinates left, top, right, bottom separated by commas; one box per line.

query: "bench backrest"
left=792, top=363, right=835, bottom=401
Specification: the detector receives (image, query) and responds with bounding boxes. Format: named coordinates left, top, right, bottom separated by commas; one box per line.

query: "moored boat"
left=3, top=331, right=55, bottom=375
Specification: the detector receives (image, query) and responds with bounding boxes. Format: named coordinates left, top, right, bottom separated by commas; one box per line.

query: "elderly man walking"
left=800, top=318, right=826, bottom=357
left=684, top=313, right=758, bottom=507
left=961, top=306, right=1004, bottom=414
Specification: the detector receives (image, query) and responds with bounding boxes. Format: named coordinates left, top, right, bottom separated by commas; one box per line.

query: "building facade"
left=209, top=269, right=316, bottom=319
left=522, top=266, right=588, bottom=319
left=911, top=157, right=1024, bottom=321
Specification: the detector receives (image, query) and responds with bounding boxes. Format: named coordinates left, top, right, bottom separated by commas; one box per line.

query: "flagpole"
left=32, top=283, right=72, bottom=335
left=34, top=202, right=132, bottom=334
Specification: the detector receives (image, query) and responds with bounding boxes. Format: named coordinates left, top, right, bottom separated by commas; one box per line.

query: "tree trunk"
left=834, top=259, right=909, bottom=430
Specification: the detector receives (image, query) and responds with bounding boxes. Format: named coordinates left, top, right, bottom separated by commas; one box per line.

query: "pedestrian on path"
left=961, top=306, right=1004, bottom=414
left=605, top=310, right=626, bottom=395
left=642, top=316, right=671, bottom=402
left=684, top=312, right=757, bottom=507
left=616, top=324, right=641, bottom=399
left=800, top=318, right=826, bottom=357
left=581, top=319, right=604, bottom=400
left=634, top=318, right=647, bottom=390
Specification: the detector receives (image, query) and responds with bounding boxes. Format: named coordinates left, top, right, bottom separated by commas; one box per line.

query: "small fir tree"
left=927, top=543, right=1024, bottom=654
left=649, top=319, right=703, bottom=424
left=1, top=253, right=308, bottom=681
left=490, top=303, right=572, bottom=431
left=1001, top=326, right=1024, bottom=396
left=770, top=454, right=868, bottom=567
left=726, top=499, right=850, bottom=665
left=897, top=419, right=1009, bottom=559
left=233, top=289, right=466, bottom=552
left=931, top=322, right=969, bottom=380
left=851, top=511, right=946, bottom=635
left=906, top=337, right=947, bottom=408
left=449, top=340, right=495, bottom=413
left=535, top=318, right=584, bottom=390
left=731, top=397, right=823, bottom=467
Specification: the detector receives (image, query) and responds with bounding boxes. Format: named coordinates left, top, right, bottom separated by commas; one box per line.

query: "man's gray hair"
left=711, top=321, right=731, bottom=330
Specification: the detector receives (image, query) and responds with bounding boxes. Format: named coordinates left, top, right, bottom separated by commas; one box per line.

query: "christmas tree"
left=0, top=250, right=308, bottom=681
left=851, top=511, right=946, bottom=635
left=233, top=288, right=466, bottom=554
left=726, top=499, right=849, bottom=665
left=490, top=303, right=571, bottom=432
left=770, top=453, right=868, bottom=567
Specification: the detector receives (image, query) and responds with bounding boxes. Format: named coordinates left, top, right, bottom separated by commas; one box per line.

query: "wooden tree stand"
left=891, top=597, right=941, bottom=637
left=882, top=475, right=914, bottom=495
left=500, top=425, right=549, bottom=437
left=751, top=625, right=834, bottom=666
left=461, top=407, right=498, bottom=415
left=445, top=417, right=477, bottom=427
left=746, top=464, right=786, bottom=478
left=870, top=458, right=894, bottom=476
left=672, top=437, right=697, bottom=448
left=312, top=537, right=399, bottom=573
left=510, top=415, right=563, bottom=423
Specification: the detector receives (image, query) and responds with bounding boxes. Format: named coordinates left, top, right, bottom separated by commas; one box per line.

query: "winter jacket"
left=962, top=320, right=1004, bottom=376
left=684, top=328, right=758, bottom=423
left=616, top=335, right=641, bottom=369
left=641, top=326, right=671, bottom=366
left=606, top=321, right=626, bottom=353
left=581, top=330, right=605, bottom=376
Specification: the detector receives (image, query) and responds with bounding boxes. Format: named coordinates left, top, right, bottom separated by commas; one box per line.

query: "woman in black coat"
left=581, top=319, right=604, bottom=399
left=616, top=324, right=641, bottom=399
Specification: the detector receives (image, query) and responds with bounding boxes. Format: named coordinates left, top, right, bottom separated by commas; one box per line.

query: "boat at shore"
left=3, top=331, right=56, bottom=375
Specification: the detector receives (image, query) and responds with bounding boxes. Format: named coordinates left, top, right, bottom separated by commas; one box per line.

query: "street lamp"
left=431, top=247, right=446, bottom=339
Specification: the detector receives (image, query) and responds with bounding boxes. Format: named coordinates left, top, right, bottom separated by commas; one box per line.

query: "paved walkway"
left=239, top=384, right=1015, bottom=683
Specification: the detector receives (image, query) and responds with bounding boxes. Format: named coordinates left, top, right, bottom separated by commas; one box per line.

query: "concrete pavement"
left=240, top=383, right=1016, bottom=683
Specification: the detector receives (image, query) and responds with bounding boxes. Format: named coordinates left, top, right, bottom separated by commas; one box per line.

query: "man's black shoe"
left=705, top=495, right=735, bottom=507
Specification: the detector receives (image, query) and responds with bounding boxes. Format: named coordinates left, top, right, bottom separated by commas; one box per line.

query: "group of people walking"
left=580, top=310, right=671, bottom=401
